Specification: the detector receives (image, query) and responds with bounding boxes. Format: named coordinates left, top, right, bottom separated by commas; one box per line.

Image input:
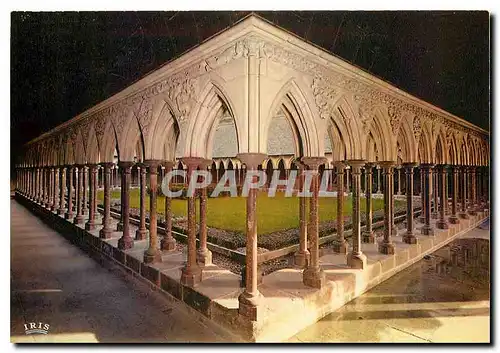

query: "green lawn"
left=97, top=189, right=397, bottom=234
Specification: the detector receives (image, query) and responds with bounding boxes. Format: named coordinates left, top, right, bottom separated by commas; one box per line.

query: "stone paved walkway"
left=10, top=200, right=226, bottom=343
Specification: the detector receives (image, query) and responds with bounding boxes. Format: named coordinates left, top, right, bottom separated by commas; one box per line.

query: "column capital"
left=301, top=156, right=327, bottom=170
left=364, top=162, right=376, bottom=169
left=237, top=153, right=267, bottom=170
left=379, top=161, right=396, bottom=169
left=294, top=159, right=307, bottom=171
left=100, top=162, right=115, bottom=169
left=143, top=159, right=162, bottom=170
left=345, top=159, right=366, bottom=172
left=118, top=161, right=135, bottom=169
left=198, top=158, right=213, bottom=170
left=86, top=163, right=99, bottom=169
left=420, top=163, right=435, bottom=170
left=162, top=160, right=175, bottom=170
left=402, top=162, right=418, bottom=169
left=181, top=157, right=205, bottom=171
left=332, top=161, right=346, bottom=169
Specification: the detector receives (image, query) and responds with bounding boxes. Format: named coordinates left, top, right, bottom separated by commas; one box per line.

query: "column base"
left=73, top=215, right=84, bottom=224
left=362, top=231, right=376, bottom=243
left=64, top=212, right=73, bottom=220
left=333, top=239, right=349, bottom=254
left=448, top=215, right=460, bottom=224
left=347, top=252, right=367, bottom=269
left=196, top=248, right=213, bottom=267
left=403, top=231, right=418, bottom=244
left=161, top=236, right=177, bottom=251
left=116, top=222, right=124, bottom=231
left=51, top=205, right=57, bottom=212
left=302, top=266, right=326, bottom=289
left=135, top=228, right=148, bottom=240
left=436, top=220, right=449, bottom=229
left=420, top=225, right=435, bottom=236
left=144, top=249, right=162, bottom=264
left=468, top=209, right=478, bottom=216
left=459, top=212, right=470, bottom=219
left=117, top=235, right=134, bottom=250
left=57, top=208, right=65, bottom=216
left=85, top=221, right=96, bottom=231
left=294, top=249, right=310, bottom=268
left=99, top=227, right=113, bottom=239
left=378, top=241, right=395, bottom=255
left=238, top=290, right=261, bottom=321
left=180, top=265, right=202, bottom=287
left=431, top=212, right=439, bottom=219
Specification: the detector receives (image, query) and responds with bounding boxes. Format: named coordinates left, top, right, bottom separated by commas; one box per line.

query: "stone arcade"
left=14, top=15, right=489, bottom=342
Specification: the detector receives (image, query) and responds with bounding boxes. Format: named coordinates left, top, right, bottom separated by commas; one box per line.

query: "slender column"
left=459, top=166, right=470, bottom=219
left=144, top=160, right=162, bottom=263
left=180, top=157, right=203, bottom=286
left=44, top=167, right=50, bottom=207
left=396, top=167, right=402, bottom=195
left=64, top=166, right=74, bottom=220
left=197, top=159, right=213, bottom=266
left=74, top=165, right=84, bottom=224
left=436, top=165, right=449, bottom=229
left=294, top=161, right=310, bottom=267
left=431, top=169, right=439, bottom=219
left=237, top=153, right=266, bottom=319
left=468, top=166, right=478, bottom=215
left=85, top=164, right=98, bottom=230
left=391, top=167, right=397, bottom=236
left=99, top=162, right=114, bottom=239
left=420, top=164, right=436, bottom=236
left=362, top=163, right=375, bottom=243
left=334, top=162, right=348, bottom=252
left=418, top=167, right=425, bottom=222
left=403, top=163, right=418, bottom=244
left=116, top=165, right=124, bottom=231
left=477, top=168, right=482, bottom=206
left=36, top=168, right=41, bottom=202
left=346, top=160, right=367, bottom=269
left=379, top=162, right=395, bottom=254
left=48, top=167, right=54, bottom=208
left=448, top=166, right=460, bottom=224
left=345, top=167, right=350, bottom=194
left=376, top=167, right=381, bottom=193
left=117, top=162, right=134, bottom=250
left=52, top=167, right=59, bottom=211
left=135, top=165, right=148, bottom=240
left=82, top=166, right=88, bottom=215
left=302, top=156, right=327, bottom=288
left=161, top=161, right=177, bottom=251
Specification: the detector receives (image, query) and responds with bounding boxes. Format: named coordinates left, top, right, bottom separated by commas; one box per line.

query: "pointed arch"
left=366, top=107, right=396, bottom=161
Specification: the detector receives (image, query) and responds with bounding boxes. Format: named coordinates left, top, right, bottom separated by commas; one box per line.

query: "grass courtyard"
left=97, top=189, right=400, bottom=234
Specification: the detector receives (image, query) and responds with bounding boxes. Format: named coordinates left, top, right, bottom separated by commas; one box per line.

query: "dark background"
left=10, top=11, right=490, bottom=173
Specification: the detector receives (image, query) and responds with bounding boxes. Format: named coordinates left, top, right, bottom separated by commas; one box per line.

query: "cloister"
left=13, top=14, right=489, bottom=341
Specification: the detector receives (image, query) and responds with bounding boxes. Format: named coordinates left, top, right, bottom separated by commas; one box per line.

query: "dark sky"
left=11, top=11, right=490, bottom=166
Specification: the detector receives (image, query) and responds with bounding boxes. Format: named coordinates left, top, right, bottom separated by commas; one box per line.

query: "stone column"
left=403, top=163, right=417, bottom=244
left=65, top=166, right=74, bottom=220
left=180, top=157, right=203, bottom=286
left=294, top=161, right=310, bottom=267
left=74, top=165, right=84, bottom=224
left=161, top=161, right=177, bottom=251
left=135, top=164, right=148, bottom=240
left=347, top=160, right=367, bottom=269
left=436, top=165, right=449, bottom=229
left=237, top=153, right=266, bottom=319
left=379, top=162, right=395, bottom=254
left=459, top=166, right=470, bottom=219
left=468, top=167, right=477, bottom=216
left=376, top=166, right=382, bottom=194
left=448, top=166, right=460, bottom=224
left=82, top=166, right=88, bottom=215
left=117, top=161, right=134, bottom=250
left=302, top=156, right=327, bottom=288
left=99, top=162, right=114, bottom=239
left=45, top=167, right=52, bottom=208
left=362, top=163, right=375, bottom=243
left=420, top=164, right=435, bottom=236
left=345, top=167, right=350, bottom=194
left=85, top=164, right=98, bottom=230
left=391, top=167, right=397, bottom=236
left=52, top=167, right=59, bottom=211
left=334, top=162, right=348, bottom=253
left=36, top=168, right=41, bottom=203
left=418, top=167, right=425, bottom=222
left=197, top=159, right=213, bottom=266
left=144, top=160, right=162, bottom=264
left=431, top=169, right=439, bottom=219
left=396, top=167, right=402, bottom=195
